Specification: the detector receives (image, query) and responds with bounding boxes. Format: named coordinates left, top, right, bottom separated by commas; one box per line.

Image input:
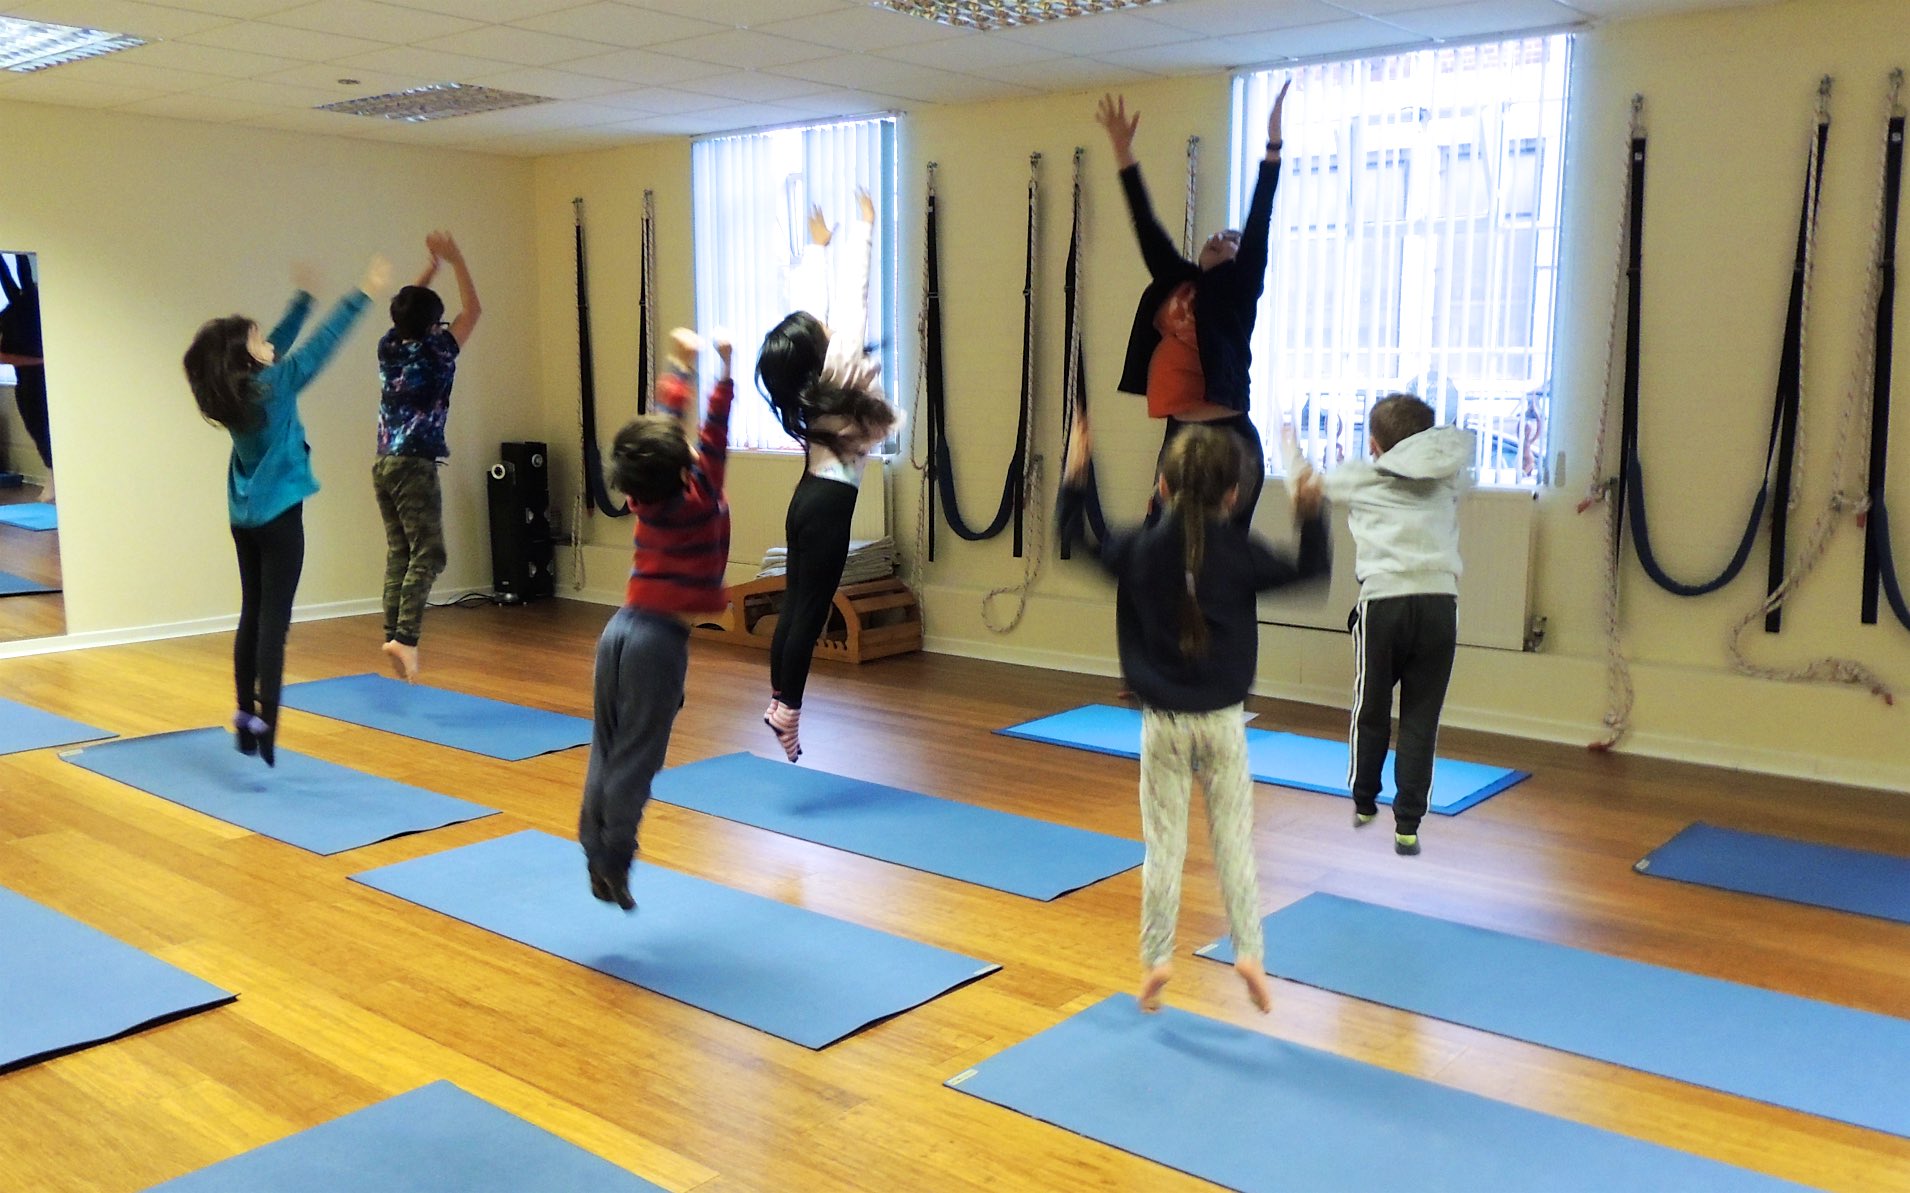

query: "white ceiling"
left=0, top=0, right=1772, bottom=156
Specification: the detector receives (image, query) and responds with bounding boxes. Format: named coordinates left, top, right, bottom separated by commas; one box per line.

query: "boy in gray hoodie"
left=1296, top=393, right=1474, bottom=855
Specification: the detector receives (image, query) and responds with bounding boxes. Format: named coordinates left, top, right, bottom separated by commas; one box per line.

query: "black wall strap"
left=637, top=189, right=655, bottom=416
left=1059, top=149, right=1107, bottom=558
left=923, top=161, right=1034, bottom=559
left=575, top=198, right=629, bottom=519
left=1862, top=113, right=1906, bottom=626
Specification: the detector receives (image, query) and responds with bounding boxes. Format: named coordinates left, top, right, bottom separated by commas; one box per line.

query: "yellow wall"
left=0, top=98, right=536, bottom=637
left=527, top=0, right=1909, bottom=791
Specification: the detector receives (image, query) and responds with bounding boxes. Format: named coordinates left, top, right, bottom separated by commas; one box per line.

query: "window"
left=692, top=115, right=898, bottom=452
left=1234, top=36, right=1571, bottom=486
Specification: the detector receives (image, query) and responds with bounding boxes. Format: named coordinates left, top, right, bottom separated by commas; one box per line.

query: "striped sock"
left=764, top=699, right=802, bottom=762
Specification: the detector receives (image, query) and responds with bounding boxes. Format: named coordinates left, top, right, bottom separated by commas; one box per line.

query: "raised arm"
left=267, top=263, right=320, bottom=359
left=697, top=337, right=735, bottom=493
left=1233, top=81, right=1290, bottom=293
left=1056, top=405, right=1133, bottom=575
left=1099, top=94, right=1193, bottom=282
left=413, top=233, right=442, bottom=289
left=272, top=255, right=390, bottom=395
left=821, top=189, right=875, bottom=382
left=434, top=232, right=481, bottom=346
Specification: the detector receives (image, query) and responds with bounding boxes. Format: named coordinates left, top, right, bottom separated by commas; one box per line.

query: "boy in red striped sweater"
left=578, top=336, right=732, bottom=911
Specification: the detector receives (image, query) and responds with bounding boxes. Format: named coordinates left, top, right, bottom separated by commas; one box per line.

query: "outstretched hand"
left=855, top=186, right=875, bottom=224
left=1095, top=93, right=1139, bottom=168
left=290, top=261, right=322, bottom=295
left=1266, top=79, right=1291, bottom=154
left=712, top=335, right=733, bottom=375
left=1293, top=468, right=1324, bottom=521
left=359, top=254, right=395, bottom=300
left=807, top=205, right=832, bottom=247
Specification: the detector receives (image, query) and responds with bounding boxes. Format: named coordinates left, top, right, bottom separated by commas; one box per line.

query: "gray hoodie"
left=1317, top=426, right=1474, bottom=601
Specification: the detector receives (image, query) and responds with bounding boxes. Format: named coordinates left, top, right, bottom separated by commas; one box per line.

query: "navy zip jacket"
left=1116, top=159, right=1282, bottom=414
left=1059, top=481, right=1329, bottom=712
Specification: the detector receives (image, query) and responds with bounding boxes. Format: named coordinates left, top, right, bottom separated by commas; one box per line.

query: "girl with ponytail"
left=1058, top=417, right=1329, bottom=1015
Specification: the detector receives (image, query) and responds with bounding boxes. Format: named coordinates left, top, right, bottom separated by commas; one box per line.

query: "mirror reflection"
left=0, top=250, right=64, bottom=642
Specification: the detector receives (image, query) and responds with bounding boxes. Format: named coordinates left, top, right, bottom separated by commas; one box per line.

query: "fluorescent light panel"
left=317, top=83, right=554, bottom=123
left=874, top=0, right=1166, bottom=30
left=0, top=15, right=146, bottom=73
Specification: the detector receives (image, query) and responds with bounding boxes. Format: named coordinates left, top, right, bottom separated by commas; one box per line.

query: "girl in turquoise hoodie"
left=184, top=256, right=391, bottom=765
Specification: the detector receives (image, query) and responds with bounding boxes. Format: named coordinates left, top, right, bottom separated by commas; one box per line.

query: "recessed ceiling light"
left=0, top=15, right=146, bottom=73
left=873, top=0, right=1165, bottom=30
left=317, top=83, right=554, bottom=123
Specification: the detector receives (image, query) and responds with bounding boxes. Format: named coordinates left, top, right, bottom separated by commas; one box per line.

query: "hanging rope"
left=1728, top=71, right=1899, bottom=702
left=920, top=155, right=1037, bottom=560
left=1059, top=146, right=1109, bottom=559
left=574, top=198, right=629, bottom=520
left=1615, top=83, right=1830, bottom=599
left=1861, top=78, right=1909, bottom=629
left=637, top=189, right=656, bottom=414
left=1576, top=96, right=1646, bottom=749
left=1181, top=135, right=1200, bottom=258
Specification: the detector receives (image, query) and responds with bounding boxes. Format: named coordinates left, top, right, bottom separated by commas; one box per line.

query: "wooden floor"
left=0, top=485, right=63, bottom=643
left=1, top=599, right=1905, bottom=1192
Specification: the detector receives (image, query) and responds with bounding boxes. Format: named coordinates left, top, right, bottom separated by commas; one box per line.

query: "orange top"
left=1146, top=282, right=1205, bottom=419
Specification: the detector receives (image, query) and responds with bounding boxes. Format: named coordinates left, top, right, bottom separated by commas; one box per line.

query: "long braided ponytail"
left=1160, top=426, right=1242, bottom=659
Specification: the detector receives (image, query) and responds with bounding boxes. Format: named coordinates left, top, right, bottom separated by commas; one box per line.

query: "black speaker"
left=487, top=448, right=554, bottom=604
left=500, top=441, right=548, bottom=509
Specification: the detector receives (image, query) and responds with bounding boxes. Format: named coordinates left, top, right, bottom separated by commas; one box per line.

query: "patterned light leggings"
left=1139, top=705, right=1265, bottom=969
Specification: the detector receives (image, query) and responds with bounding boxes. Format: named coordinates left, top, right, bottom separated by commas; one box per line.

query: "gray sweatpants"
left=578, top=606, right=688, bottom=874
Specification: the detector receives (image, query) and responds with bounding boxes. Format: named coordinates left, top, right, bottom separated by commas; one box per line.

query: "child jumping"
left=1295, top=393, right=1472, bottom=856
left=578, top=338, right=734, bottom=911
left=754, top=187, right=898, bottom=763
left=184, top=256, right=392, bottom=766
left=1060, top=412, right=1329, bottom=1014
left=374, top=230, right=481, bottom=682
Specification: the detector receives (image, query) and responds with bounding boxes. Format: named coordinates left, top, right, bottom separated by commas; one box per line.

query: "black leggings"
left=769, top=473, right=857, bottom=708
left=232, top=503, right=305, bottom=726
left=1146, top=413, right=1265, bottom=529
left=13, top=365, right=50, bottom=469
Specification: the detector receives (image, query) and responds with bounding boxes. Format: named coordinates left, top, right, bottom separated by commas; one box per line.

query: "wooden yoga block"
left=691, top=574, right=922, bottom=664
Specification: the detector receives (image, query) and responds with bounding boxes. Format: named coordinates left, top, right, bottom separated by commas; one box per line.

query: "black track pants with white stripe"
left=1347, top=594, right=1457, bottom=835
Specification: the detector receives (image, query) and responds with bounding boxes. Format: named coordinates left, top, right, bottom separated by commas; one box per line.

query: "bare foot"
left=37, top=473, right=53, bottom=503
left=1235, top=956, right=1273, bottom=1014
left=382, top=639, right=419, bottom=682
left=1139, top=962, right=1173, bottom=1012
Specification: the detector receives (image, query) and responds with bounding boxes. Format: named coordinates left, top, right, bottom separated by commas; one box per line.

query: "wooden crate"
left=691, top=574, right=922, bottom=664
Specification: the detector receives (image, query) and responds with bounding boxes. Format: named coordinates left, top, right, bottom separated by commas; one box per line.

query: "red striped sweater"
left=624, top=378, right=732, bottom=613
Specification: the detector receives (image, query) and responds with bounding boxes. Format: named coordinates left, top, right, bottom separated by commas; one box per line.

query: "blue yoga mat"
left=1638, top=822, right=1910, bottom=926
left=148, top=1081, right=665, bottom=1192
left=999, top=704, right=1526, bottom=815
left=0, top=502, right=57, bottom=531
left=0, top=569, right=56, bottom=595
left=652, top=752, right=1142, bottom=900
left=280, top=673, right=590, bottom=760
left=948, top=995, right=1814, bottom=1193
left=61, top=728, right=496, bottom=856
left=353, top=830, right=999, bottom=1049
left=1201, top=893, right=1910, bottom=1139
left=1, top=885, right=233, bottom=1072
left=0, top=694, right=113, bottom=756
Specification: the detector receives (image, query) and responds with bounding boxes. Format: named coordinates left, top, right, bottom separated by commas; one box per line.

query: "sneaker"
left=1353, top=810, right=1376, bottom=828
left=587, top=859, right=636, bottom=912
left=1394, top=833, right=1421, bottom=856
left=230, top=709, right=267, bottom=756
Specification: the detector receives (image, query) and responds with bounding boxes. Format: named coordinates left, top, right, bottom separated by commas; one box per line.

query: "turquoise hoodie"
left=226, top=289, right=370, bottom=528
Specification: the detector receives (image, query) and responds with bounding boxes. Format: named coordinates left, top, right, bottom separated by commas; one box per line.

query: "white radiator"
left=1251, top=486, right=1537, bottom=651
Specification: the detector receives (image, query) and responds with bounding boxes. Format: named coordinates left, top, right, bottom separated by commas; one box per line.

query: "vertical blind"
left=1234, top=37, right=1572, bottom=486
left=693, top=115, right=897, bottom=451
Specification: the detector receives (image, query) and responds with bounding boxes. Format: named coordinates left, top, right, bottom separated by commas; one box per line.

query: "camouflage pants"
left=372, top=455, right=447, bottom=646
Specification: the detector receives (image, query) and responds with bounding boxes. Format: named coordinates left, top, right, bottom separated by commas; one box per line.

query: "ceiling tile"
left=3, top=0, right=236, bottom=38
left=768, top=88, right=911, bottom=118
left=987, top=10, right=1203, bottom=54
left=879, top=32, right=1065, bottom=74
left=649, top=28, right=840, bottom=69
left=118, top=91, right=281, bottom=121
left=510, top=3, right=725, bottom=48
left=379, top=0, right=587, bottom=18
left=332, top=45, right=518, bottom=81
left=182, top=21, right=387, bottom=61
left=652, top=101, right=808, bottom=134
left=3, top=74, right=169, bottom=105
left=262, top=62, right=424, bottom=91
left=263, top=0, right=482, bottom=42
left=560, top=46, right=731, bottom=85
left=37, top=55, right=228, bottom=92
left=415, top=25, right=616, bottom=66
left=623, top=0, right=860, bottom=27
left=1379, top=0, right=1583, bottom=37
left=1101, top=36, right=1259, bottom=73
left=139, top=0, right=307, bottom=16
left=113, top=39, right=302, bottom=77
left=958, top=53, right=1157, bottom=90
left=464, top=66, right=639, bottom=100
left=1242, top=15, right=1426, bottom=58
left=773, top=53, right=1025, bottom=104
left=749, top=6, right=973, bottom=52
left=1144, top=0, right=1352, bottom=36
left=195, top=75, right=347, bottom=106
left=672, top=70, right=833, bottom=103
left=589, top=85, right=730, bottom=114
